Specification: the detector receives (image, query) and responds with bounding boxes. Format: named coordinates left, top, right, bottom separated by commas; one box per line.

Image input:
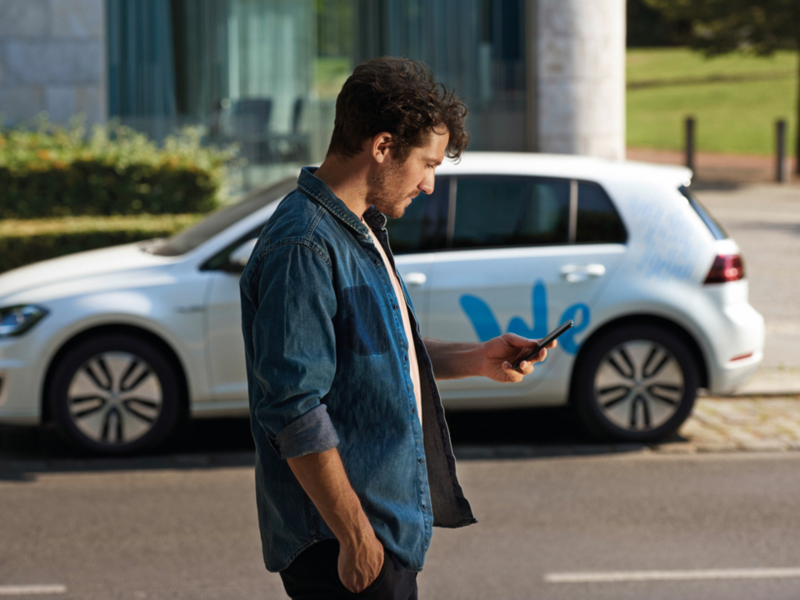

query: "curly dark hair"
left=327, top=57, right=469, bottom=162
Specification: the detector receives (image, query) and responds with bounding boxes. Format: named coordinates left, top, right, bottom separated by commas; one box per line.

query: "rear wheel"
left=49, top=334, right=181, bottom=454
left=574, top=324, right=699, bottom=442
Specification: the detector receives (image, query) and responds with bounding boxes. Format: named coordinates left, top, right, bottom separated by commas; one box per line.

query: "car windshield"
left=679, top=185, right=728, bottom=241
left=146, top=177, right=297, bottom=256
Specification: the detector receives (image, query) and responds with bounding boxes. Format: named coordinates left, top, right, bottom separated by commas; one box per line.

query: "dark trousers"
left=279, top=540, right=418, bottom=600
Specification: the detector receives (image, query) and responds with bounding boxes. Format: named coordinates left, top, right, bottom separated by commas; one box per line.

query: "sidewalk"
left=672, top=395, right=800, bottom=453
left=448, top=395, right=800, bottom=460
left=733, top=369, right=800, bottom=396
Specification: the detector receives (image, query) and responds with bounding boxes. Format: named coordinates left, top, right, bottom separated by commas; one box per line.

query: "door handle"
left=560, top=264, right=606, bottom=283
left=403, top=272, right=427, bottom=286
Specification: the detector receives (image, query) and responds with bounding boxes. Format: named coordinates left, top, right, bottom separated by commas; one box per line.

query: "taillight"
left=704, top=254, right=745, bottom=284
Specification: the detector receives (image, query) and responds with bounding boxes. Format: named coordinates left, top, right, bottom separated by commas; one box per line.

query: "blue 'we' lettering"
left=459, top=279, right=590, bottom=355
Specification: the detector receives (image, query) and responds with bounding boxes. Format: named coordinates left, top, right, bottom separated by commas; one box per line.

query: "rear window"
left=576, top=182, right=627, bottom=243
left=679, top=185, right=727, bottom=240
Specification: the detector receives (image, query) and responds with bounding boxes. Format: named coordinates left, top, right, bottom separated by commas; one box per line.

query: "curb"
left=453, top=440, right=800, bottom=460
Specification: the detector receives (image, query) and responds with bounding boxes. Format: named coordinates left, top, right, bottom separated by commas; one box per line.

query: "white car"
left=0, top=153, right=764, bottom=453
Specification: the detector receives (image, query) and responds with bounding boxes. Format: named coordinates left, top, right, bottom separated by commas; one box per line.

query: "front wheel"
left=573, top=324, right=699, bottom=442
left=49, top=334, right=182, bottom=454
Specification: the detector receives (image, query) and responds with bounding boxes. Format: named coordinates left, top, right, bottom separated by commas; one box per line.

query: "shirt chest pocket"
left=341, top=285, right=390, bottom=356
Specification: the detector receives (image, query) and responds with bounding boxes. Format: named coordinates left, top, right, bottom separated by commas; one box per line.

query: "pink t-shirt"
left=367, top=227, right=423, bottom=425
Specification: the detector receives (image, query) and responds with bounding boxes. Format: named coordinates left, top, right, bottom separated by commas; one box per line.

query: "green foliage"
left=643, top=0, right=800, bottom=55
left=627, top=48, right=798, bottom=154
left=0, top=117, right=238, bottom=219
left=0, top=214, right=202, bottom=274
left=627, top=0, right=690, bottom=47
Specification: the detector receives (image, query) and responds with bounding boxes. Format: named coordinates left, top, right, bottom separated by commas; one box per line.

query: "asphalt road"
left=3, top=451, right=800, bottom=600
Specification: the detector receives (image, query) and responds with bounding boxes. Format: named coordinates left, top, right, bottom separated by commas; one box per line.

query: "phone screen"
left=510, top=320, right=574, bottom=370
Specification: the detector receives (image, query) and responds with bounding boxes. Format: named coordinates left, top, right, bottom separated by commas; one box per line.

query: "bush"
left=0, top=118, right=238, bottom=219
left=0, top=214, right=203, bottom=273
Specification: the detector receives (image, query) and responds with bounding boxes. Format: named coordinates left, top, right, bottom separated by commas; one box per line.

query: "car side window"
left=576, top=182, right=627, bottom=244
left=452, top=177, right=570, bottom=249
left=385, top=177, right=449, bottom=254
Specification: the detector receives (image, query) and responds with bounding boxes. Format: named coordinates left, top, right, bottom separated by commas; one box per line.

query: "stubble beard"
left=366, top=161, right=414, bottom=219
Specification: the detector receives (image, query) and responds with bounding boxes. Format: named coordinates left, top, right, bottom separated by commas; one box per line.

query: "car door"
left=203, top=226, right=264, bottom=409
left=426, top=176, right=627, bottom=406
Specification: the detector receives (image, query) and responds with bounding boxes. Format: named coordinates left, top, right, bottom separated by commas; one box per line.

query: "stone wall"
left=0, top=0, right=106, bottom=127
left=535, top=0, right=626, bottom=160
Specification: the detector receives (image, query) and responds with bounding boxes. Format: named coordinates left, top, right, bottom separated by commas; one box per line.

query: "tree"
left=644, top=0, right=800, bottom=173
left=627, top=0, right=690, bottom=48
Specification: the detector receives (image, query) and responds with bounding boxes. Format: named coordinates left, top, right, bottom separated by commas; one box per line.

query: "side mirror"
left=227, top=238, right=258, bottom=272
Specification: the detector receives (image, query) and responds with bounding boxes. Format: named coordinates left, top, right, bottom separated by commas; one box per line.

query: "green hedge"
left=0, top=214, right=203, bottom=274
left=0, top=119, right=238, bottom=219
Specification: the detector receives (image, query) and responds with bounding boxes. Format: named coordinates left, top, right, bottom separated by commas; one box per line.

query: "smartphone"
left=510, top=320, right=574, bottom=370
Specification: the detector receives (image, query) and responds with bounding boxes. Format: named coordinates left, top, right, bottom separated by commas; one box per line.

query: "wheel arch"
left=568, top=314, right=709, bottom=405
left=41, top=323, right=190, bottom=424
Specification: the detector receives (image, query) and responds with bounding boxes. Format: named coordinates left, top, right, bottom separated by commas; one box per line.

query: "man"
left=240, top=57, right=555, bottom=599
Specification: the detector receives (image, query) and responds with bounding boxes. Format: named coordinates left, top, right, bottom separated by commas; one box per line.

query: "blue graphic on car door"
left=460, top=279, right=590, bottom=355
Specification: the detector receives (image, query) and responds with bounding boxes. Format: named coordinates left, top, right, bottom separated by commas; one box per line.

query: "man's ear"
left=370, top=133, right=394, bottom=164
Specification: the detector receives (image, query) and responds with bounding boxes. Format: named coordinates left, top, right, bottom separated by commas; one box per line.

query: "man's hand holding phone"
left=476, top=322, right=570, bottom=384
left=509, top=320, right=573, bottom=371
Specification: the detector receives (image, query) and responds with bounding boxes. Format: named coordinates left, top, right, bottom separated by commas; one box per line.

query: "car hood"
left=0, top=243, right=182, bottom=305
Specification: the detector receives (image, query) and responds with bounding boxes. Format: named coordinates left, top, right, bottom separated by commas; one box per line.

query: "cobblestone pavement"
left=452, top=396, right=800, bottom=460
left=671, top=395, right=800, bottom=453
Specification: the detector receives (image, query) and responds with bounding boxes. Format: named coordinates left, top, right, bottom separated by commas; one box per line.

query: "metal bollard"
left=776, top=120, right=789, bottom=183
left=685, top=116, right=695, bottom=173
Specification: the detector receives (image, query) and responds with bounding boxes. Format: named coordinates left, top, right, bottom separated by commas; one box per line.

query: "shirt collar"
left=297, top=166, right=379, bottom=239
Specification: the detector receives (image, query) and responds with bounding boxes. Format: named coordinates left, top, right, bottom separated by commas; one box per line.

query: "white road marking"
left=545, top=568, right=800, bottom=583
left=0, top=585, right=66, bottom=596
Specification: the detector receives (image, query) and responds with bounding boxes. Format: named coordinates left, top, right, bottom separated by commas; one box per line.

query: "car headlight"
left=0, top=305, right=49, bottom=338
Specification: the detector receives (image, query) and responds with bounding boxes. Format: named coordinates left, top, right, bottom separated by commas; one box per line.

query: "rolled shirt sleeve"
left=245, top=240, right=340, bottom=459
left=274, top=404, right=340, bottom=458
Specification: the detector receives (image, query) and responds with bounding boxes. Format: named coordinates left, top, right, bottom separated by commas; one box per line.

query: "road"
left=3, top=450, right=800, bottom=600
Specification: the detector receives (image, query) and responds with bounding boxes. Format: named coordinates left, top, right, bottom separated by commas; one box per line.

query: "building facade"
left=0, top=0, right=625, bottom=190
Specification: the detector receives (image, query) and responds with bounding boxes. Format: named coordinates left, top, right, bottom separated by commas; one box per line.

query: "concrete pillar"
left=530, top=0, right=626, bottom=160
left=0, top=0, right=107, bottom=127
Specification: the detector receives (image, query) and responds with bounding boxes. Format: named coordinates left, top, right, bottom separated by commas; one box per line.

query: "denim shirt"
left=240, top=167, right=476, bottom=574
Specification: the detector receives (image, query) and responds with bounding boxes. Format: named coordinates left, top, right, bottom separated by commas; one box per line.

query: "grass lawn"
left=627, top=48, right=799, bottom=155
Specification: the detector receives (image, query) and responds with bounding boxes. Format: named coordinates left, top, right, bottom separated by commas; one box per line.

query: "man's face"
left=366, top=128, right=449, bottom=219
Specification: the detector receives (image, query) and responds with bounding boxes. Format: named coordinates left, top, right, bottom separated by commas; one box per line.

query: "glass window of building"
left=107, top=0, right=527, bottom=193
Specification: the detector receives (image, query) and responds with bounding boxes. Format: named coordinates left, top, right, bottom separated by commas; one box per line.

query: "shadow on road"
left=0, top=407, right=679, bottom=481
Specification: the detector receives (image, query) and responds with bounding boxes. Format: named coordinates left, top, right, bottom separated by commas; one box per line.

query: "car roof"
left=436, top=152, right=693, bottom=188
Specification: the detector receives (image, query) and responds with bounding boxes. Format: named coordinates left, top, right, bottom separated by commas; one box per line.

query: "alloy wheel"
left=593, top=340, right=684, bottom=432
left=67, top=352, right=163, bottom=445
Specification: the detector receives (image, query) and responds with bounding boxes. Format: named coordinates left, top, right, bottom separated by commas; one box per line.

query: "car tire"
left=573, top=324, right=699, bottom=442
left=49, top=334, right=182, bottom=454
